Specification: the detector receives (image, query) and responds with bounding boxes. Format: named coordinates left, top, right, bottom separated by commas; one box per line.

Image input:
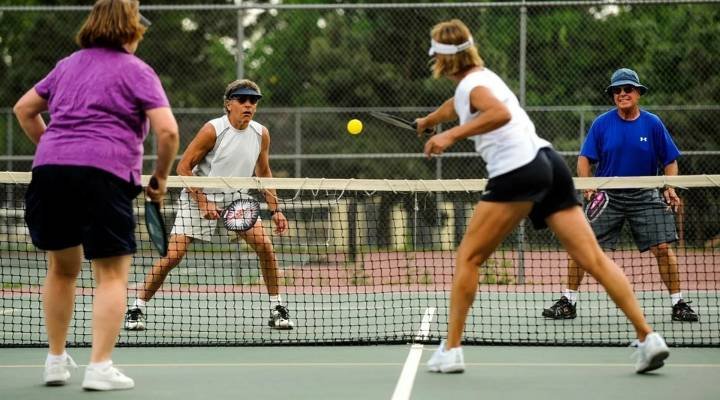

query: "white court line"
left=1, top=308, right=16, bottom=315
left=1, top=362, right=718, bottom=369
left=391, top=307, right=435, bottom=400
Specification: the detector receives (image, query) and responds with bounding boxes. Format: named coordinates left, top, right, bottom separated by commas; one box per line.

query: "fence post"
left=516, top=1, right=528, bottom=284
left=6, top=110, right=14, bottom=207
left=518, top=0, right=528, bottom=107
left=295, top=111, right=302, bottom=177
left=236, top=5, right=245, bottom=79
left=6, top=110, right=12, bottom=172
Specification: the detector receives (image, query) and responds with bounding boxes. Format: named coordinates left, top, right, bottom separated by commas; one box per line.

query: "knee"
left=249, top=238, right=274, bottom=256
left=159, top=252, right=185, bottom=270
left=457, top=247, right=490, bottom=270
left=570, top=249, right=606, bottom=273
left=650, top=243, right=672, bottom=258
left=48, top=267, right=80, bottom=280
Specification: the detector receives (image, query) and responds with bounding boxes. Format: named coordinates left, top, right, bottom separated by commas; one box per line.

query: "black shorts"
left=481, top=147, right=581, bottom=229
left=25, top=165, right=142, bottom=260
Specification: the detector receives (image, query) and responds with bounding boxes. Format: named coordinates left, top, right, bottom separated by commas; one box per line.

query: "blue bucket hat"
left=606, top=68, right=647, bottom=95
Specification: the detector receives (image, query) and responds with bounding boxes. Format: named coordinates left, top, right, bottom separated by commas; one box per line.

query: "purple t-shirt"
left=33, top=47, right=169, bottom=184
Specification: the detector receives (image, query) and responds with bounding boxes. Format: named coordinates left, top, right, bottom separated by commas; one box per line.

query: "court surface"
left=1, top=345, right=718, bottom=400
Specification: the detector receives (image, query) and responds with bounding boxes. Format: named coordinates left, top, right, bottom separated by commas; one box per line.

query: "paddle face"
left=221, top=198, right=261, bottom=232
left=370, top=111, right=436, bottom=135
left=145, top=177, right=168, bottom=257
left=585, top=190, right=609, bottom=223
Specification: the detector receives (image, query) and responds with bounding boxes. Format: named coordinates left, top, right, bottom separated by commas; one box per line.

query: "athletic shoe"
left=672, top=300, right=698, bottom=322
left=631, top=332, right=670, bottom=374
left=427, top=341, right=465, bottom=373
left=124, top=307, right=146, bottom=331
left=541, top=296, right=577, bottom=319
left=268, top=305, right=294, bottom=329
left=82, top=363, right=134, bottom=391
left=43, top=353, right=78, bottom=386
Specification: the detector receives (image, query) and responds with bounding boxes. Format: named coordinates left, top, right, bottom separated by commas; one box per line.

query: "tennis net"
left=1, top=173, right=719, bottom=347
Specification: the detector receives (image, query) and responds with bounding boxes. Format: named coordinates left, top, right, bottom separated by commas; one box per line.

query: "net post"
left=348, top=198, right=357, bottom=262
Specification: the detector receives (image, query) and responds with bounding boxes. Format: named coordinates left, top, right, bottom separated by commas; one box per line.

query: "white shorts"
left=170, top=190, right=260, bottom=242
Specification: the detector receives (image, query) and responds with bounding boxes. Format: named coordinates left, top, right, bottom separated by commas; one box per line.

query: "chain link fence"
left=1, top=1, right=718, bottom=179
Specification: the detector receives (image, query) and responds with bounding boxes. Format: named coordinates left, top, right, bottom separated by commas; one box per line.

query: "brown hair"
left=430, top=19, right=484, bottom=79
left=76, top=0, right=146, bottom=49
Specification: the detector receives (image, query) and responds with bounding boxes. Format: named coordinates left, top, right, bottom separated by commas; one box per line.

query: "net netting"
left=1, top=173, right=719, bottom=347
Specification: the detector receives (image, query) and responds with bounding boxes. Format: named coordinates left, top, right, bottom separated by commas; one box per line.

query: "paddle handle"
left=411, top=121, right=436, bottom=135
left=147, top=176, right=160, bottom=204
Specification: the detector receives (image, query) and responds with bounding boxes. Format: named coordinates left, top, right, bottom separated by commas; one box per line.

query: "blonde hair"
left=76, top=0, right=146, bottom=49
left=430, top=19, right=483, bottom=79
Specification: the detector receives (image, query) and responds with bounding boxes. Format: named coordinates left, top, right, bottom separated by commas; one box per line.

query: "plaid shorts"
left=591, top=188, right=678, bottom=252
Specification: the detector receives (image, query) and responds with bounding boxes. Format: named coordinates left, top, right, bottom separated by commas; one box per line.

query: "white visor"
left=428, top=38, right=474, bottom=56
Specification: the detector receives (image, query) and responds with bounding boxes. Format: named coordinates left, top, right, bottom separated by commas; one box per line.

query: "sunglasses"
left=612, top=85, right=636, bottom=95
left=229, top=95, right=259, bottom=105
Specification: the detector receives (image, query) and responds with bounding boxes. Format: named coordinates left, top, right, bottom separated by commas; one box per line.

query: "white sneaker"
left=631, top=332, right=670, bottom=373
left=427, top=341, right=465, bottom=373
left=43, top=353, right=78, bottom=386
left=82, top=362, right=135, bottom=391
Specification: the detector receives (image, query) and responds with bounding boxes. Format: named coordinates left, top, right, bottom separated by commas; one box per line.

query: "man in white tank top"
left=418, top=19, right=668, bottom=375
left=126, top=79, right=294, bottom=330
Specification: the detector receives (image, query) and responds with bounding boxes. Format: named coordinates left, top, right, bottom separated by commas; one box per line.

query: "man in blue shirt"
left=542, top=68, right=698, bottom=322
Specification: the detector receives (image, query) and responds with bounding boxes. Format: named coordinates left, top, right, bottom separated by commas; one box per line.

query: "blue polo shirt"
left=580, top=109, right=680, bottom=177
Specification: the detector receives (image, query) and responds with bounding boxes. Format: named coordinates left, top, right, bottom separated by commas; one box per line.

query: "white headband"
left=428, top=37, right=474, bottom=56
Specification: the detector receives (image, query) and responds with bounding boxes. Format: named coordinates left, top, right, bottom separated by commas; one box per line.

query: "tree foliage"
left=1, top=1, right=718, bottom=177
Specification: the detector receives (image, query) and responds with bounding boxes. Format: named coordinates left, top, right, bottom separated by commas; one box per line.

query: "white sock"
left=88, top=360, right=112, bottom=370
left=132, top=299, right=147, bottom=311
left=563, top=289, right=578, bottom=304
left=269, top=295, right=282, bottom=308
left=671, top=292, right=683, bottom=306
left=46, top=351, right=68, bottom=364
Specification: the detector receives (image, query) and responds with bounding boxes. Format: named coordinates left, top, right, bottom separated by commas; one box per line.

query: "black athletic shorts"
left=481, top=147, right=582, bottom=229
left=25, top=165, right=142, bottom=260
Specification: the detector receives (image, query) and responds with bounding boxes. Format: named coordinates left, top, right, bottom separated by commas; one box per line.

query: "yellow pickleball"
left=347, top=119, right=363, bottom=135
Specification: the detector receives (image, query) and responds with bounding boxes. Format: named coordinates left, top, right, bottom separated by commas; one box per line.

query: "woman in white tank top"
left=419, top=19, right=668, bottom=375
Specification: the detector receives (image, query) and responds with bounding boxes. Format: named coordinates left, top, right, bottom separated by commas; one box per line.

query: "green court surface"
left=1, top=346, right=718, bottom=400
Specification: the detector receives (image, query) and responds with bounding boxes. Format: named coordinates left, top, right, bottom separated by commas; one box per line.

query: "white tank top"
left=193, top=115, right=264, bottom=178
left=454, top=68, right=550, bottom=178
left=189, top=116, right=264, bottom=199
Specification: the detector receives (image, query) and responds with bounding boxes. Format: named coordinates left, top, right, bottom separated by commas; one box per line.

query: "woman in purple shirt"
left=13, top=0, right=179, bottom=391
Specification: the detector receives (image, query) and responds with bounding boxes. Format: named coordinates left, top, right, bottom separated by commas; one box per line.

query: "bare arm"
left=424, top=86, right=511, bottom=157
left=13, top=89, right=48, bottom=145
left=663, top=160, right=681, bottom=211
left=576, top=156, right=593, bottom=178
left=576, top=155, right=596, bottom=200
left=177, top=123, right=219, bottom=218
left=145, top=107, right=180, bottom=202
left=416, top=97, right=457, bottom=134
left=255, top=128, right=288, bottom=234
